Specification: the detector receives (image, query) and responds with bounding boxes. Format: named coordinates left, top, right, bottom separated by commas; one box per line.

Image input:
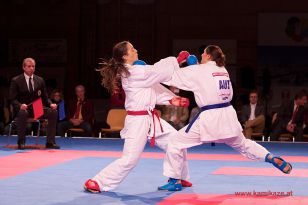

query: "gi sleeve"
left=153, top=84, right=176, bottom=105
left=163, top=65, right=198, bottom=91
left=128, top=57, right=179, bottom=88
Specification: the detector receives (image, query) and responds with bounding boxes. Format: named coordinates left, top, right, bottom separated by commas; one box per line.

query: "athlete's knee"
left=120, top=155, right=141, bottom=170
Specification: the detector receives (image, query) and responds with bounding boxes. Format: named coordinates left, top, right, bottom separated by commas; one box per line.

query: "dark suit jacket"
left=240, top=103, right=264, bottom=123
left=275, top=100, right=305, bottom=128
left=67, top=98, right=94, bottom=124
left=9, top=74, right=51, bottom=115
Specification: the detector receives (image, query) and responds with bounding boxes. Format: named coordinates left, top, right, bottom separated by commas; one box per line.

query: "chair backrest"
left=106, top=109, right=127, bottom=129
left=92, top=99, right=110, bottom=123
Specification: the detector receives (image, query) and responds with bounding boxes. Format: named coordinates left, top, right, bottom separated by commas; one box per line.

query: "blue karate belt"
left=185, top=102, right=231, bottom=133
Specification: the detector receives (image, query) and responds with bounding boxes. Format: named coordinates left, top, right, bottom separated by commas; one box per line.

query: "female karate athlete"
left=84, top=41, right=192, bottom=193
left=159, top=45, right=292, bottom=191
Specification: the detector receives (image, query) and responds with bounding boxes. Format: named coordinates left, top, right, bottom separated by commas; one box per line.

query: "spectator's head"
left=249, top=90, right=258, bottom=105
left=23, top=57, right=35, bottom=76
left=201, top=45, right=226, bottom=67
left=294, top=90, right=307, bottom=106
left=50, top=89, right=63, bottom=103
left=75, top=85, right=86, bottom=100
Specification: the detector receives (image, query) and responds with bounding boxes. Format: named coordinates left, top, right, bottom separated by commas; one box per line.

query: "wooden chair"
left=279, top=133, right=295, bottom=142
left=251, top=132, right=265, bottom=141
left=65, top=128, right=85, bottom=137
left=99, top=109, right=127, bottom=138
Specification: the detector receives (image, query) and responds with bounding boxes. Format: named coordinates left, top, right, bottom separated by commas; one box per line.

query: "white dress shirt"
left=249, top=103, right=256, bottom=120
left=288, top=102, right=298, bottom=125
left=24, top=73, right=34, bottom=92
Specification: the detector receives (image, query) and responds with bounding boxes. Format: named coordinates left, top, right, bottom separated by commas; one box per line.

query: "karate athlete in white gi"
left=159, top=45, right=293, bottom=191
left=84, top=41, right=193, bottom=193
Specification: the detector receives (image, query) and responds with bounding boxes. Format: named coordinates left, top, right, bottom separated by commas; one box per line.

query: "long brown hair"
left=97, top=41, right=131, bottom=94
left=205, top=45, right=226, bottom=67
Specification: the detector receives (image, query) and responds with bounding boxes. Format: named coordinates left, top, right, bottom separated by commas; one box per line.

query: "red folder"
left=32, top=98, right=44, bottom=119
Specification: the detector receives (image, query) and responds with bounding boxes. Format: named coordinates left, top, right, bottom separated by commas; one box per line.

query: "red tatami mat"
left=1, top=150, right=308, bottom=179
left=157, top=194, right=308, bottom=205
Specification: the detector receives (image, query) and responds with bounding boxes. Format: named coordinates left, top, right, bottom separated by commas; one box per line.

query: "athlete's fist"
left=187, top=55, right=198, bottom=65
left=177, top=51, right=190, bottom=64
left=169, top=96, right=190, bottom=107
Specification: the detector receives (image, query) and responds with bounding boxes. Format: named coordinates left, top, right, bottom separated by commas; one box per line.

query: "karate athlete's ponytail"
left=97, top=41, right=130, bottom=94
left=205, top=45, right=226, bottom=67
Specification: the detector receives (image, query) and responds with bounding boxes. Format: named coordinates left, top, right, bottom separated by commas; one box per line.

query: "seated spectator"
left=161, top=86, right=189, bottom=130
left=57, top=85, right=94, bottom=137
left=240, top=91, right=265, bottom=139
left=50, top=89, right=66, bottom=122
left=271, top=90, right=307, bottom=141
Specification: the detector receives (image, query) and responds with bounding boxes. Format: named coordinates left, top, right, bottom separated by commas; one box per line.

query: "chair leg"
left=268, top=136, right=271, bottom=142
left=36, top=121, right=41, bottom=145
left=7, top=123, right=13, bottom=146
left=262, top=135, right=264, bottom=142
left=99, top=132, right=102, bottom=138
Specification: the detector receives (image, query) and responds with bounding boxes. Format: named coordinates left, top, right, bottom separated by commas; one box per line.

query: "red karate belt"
left=126, top=109, right=163, bottom=147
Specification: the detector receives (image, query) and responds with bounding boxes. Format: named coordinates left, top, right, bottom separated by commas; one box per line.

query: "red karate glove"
left=177, top=51, right=190, bottom=64
left=169, top=96, right=190, bottom=107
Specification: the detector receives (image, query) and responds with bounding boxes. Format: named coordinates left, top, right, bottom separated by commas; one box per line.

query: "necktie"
left=29, top=77, right=34, bottom=93
left=74, top=101, right=82, bottom=119
left=291, top=106, right=299, bottom=124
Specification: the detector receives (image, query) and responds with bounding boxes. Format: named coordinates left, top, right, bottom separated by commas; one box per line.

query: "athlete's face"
left=123, top=43, right=138, bottom=65
left=201, top=49, right=211, bottom=64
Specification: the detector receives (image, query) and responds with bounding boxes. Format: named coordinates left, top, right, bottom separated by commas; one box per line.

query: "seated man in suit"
left=271, top=90, right=307, bottom=141
left=240, top=91, right=265, bottom=139
left=57, top=85, right=94, bottom=137
left=9, top=57, right=60, bottom=149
